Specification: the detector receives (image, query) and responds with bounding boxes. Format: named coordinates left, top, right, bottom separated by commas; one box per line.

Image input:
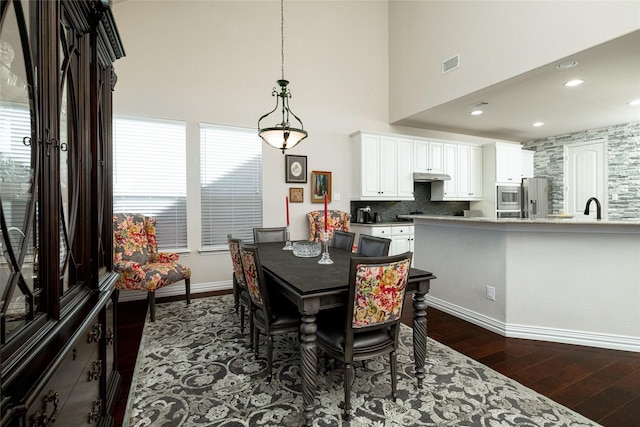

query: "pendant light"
left=258, top=0, right=308, bottom=153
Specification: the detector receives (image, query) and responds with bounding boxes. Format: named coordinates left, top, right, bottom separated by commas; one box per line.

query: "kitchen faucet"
left=583, top=197, right=602, bottom=220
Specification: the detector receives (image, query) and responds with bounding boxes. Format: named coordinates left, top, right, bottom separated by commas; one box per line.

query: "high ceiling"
left=393, top=30, right=640, bottom=142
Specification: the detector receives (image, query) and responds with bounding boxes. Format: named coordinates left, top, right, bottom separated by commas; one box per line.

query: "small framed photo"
left=311, top=171, right=332, bottom=203
left=285, top=155, right=307, bottom=183
left=289, top=187, right=304, bottom=203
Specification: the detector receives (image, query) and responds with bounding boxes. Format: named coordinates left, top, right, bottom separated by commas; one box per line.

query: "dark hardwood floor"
left=113, top=292, right=640, bottom=427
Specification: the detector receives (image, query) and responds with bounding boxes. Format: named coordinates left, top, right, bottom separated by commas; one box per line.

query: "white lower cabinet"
left=350, top=223, right=414, bottom=265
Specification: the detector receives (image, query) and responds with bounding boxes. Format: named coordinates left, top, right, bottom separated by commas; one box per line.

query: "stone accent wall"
left=522, top=121, right=640, bottom=219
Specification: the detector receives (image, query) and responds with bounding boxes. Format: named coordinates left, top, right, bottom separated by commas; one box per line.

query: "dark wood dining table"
left=256, top=242, right=436, bottom=426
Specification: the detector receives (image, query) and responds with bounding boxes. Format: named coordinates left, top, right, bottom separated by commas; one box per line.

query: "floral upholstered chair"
left=307, top=210, right=351, bottom=242
left=315, top=252, right=412, bottom=420
left=113, top=213, right=191, bottom=322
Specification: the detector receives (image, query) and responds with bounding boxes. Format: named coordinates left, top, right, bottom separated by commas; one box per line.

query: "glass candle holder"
left=318, top=230, right=333, bottom=264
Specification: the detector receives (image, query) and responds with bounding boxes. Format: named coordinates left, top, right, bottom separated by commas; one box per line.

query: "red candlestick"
left=286, top=196, right=290, bottom=226
left=323, top=192, right=328, bottom=233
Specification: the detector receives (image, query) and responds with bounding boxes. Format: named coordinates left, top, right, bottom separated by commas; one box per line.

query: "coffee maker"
left=356, top=206, right=371, bottom=223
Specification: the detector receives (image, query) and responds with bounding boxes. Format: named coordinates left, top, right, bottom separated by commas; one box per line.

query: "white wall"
left=111, top=1, right=507, bottom=292
left=389, top=0, right=640, bottom=123
left=111, top=0, right=393, bottom=287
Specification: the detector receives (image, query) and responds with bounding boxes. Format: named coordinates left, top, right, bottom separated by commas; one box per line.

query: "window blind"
left=200, top=123, right=262, bottom=249
left=113, top=116, right=187, bottom=251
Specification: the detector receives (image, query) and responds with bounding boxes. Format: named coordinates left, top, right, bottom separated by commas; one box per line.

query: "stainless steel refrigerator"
left=521, top=178, right=549, bottom=218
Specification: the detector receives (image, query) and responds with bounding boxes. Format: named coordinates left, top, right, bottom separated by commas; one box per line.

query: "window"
left=113, top=116, right=187, bottom=250
left=200, top=123, right=262, bottom=249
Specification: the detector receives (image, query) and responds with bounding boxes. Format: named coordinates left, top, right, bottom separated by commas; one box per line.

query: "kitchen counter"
left=410, top=214, right=640, bottom=352
left=400, top=214, right=640, bottom=227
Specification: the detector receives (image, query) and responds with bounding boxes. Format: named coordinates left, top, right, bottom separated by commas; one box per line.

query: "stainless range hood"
left=413, top=172, right=451, bottom=182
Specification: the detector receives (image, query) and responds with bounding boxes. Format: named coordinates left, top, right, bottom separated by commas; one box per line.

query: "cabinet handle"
left=87, top=323, right=102, bottom=343
left=106, top=328, right=114, bottom=346
left=88, top=398, right=102, bottom=423
left=31, top=390, right=59, bottom=427
left=87, top=360, right=103, bottom=381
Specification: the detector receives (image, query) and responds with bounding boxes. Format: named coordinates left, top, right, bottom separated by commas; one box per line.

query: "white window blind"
left=200, top=123, right=262, bottom=249
left=113, top=116, right=187, bottom=251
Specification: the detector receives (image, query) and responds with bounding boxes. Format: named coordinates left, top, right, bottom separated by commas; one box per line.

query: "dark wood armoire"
left=0, top=0, right=124, bottom=425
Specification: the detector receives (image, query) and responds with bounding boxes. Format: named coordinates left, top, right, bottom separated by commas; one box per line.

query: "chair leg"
left=248, top=306, right=254, bottom=350
left=240, top=305, right=245, bottom=333
left=390, top=350, right=397, bottom=401
left=267, top=335, right=273, bottom=382
left=148, top=291, right=156, bottom=322
left=232, top=277, right=240, bottom=314
left=185, top=278, right=191, bottom=304
left=343, top=363, right=354, bottom=420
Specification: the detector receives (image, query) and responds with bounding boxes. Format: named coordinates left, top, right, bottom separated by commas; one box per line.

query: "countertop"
left=350, top=221, right=414, bottom=226
left=400, top=214, right=640, bottom=226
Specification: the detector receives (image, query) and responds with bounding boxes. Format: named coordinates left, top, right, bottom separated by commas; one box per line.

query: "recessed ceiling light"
left=466, top=101, right=488, bottom=109
left=564, top=79, right=584, bottom=87
left=532, top=122, right=544, bottom=127
left=628, top=99, right=640, bottom=106
left=470, top=110, right=483, bottom=116
left=556, top=60, right=579, bottom=70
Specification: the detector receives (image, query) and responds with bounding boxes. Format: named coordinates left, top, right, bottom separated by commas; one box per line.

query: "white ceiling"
left=393, top=30, right=640, bottom=142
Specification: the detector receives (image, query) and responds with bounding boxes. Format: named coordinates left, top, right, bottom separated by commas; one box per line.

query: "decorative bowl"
left=292, top=241, right=322, bottom=257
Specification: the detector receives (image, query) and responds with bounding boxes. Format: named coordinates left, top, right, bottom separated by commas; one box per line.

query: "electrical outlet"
left=486, top=286, right=496, bottom=301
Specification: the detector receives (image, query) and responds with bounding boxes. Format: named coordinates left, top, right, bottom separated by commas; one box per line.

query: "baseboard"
left=426, top=296, right=640, bottom=353
left=117, top=280, right=233, bottom=303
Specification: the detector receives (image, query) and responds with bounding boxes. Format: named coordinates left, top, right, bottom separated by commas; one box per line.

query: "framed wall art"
left=311, top=171, right=332, bottom=203
left=289, top=187, right=304, bottom=203
left=285, top=154, right=307, bottom=183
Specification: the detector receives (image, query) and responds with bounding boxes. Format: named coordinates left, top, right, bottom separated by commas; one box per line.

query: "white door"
left=565, top=139, right=607, bottom=218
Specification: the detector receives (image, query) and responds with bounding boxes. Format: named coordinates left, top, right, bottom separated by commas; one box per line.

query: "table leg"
left=412, top=291, right=428, bottom=387
left=300, top=313, right=317, bottom=427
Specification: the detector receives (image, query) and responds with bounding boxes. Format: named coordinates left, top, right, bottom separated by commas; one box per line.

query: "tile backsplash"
left=522, top=121, right=640, bottom=219
left=350, top=182, right=469, bottom=222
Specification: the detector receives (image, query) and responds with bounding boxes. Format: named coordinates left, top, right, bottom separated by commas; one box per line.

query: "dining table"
left=256, top=242, right=436, bottom=426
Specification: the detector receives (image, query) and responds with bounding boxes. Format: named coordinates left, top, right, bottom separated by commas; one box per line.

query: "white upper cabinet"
left=431, top=143, right=482, bottom=201
left=521, top=149, right=534, bottom=178
left=413, top=139, right=444, bottom=173
left=495, top=142, right=522, bottom=183
left=351, top=131, right=414, bottom=201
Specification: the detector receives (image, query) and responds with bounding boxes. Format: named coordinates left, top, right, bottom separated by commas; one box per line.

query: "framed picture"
left=289, top=187, right=304, bottom=203
left=311, top=171, right=332, bottom=203
left=285, top=155, right=307, bottom=183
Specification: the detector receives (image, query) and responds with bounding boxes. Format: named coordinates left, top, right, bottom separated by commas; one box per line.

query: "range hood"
left=413, top=172, right=451, bottom=182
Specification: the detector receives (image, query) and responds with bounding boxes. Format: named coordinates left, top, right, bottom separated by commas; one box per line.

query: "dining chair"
left=316, top=252, right=412, bottom=420
left=239, top=244, right=301, bottom=382
left=228, top=235, right=253, bottom=341
left=357, top=234, right=391, bottom=257
left=307, top=210, right=351, bottom=242
left=113, top=213, right=191, bottom=322
left=331, top=229, right=355, bottom=251
left=253, top=227, right=287, bottom=243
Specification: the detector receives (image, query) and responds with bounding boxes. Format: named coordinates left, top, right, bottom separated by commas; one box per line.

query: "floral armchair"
left=113, top=213, right=191, bottom=322
left=307, top=210, right=351, bottom=242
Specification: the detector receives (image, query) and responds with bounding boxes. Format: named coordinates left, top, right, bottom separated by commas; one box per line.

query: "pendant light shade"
left=258, top=1, right=307, bottom=153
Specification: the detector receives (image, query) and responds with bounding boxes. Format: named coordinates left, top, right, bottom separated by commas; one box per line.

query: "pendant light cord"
left=280, top=0, right=285, bottom=80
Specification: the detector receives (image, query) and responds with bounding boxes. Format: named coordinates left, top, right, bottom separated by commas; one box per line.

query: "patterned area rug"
left=125, top=295, right=600, bottom=427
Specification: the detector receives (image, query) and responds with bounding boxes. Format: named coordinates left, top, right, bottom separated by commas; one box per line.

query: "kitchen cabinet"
left=496, top=142, right=522, bottom=183
left=413, top=139, right=444, bottom=174
left=522, top=149, right=534, bottom=178
left=351, top=131, right=414, bottom=201
left=457, top=145, right=483, bottom=199
left=431, top=143, right=483, bottom=201
left=1, top=1, right=124, bottom=425
left=350, top=223, right=415, bottom=265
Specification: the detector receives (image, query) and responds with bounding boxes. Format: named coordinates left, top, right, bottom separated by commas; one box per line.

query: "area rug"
left=124, top=295, right=600, bottom=427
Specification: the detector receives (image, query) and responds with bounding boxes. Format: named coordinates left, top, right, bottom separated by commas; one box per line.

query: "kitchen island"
left=403, top=215, right=640, bottom=352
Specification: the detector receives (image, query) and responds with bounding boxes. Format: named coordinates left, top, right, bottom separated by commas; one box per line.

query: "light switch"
left=334, top=192, right=341, bottom=201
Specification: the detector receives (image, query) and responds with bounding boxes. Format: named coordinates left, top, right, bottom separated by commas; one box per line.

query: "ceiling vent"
left=442, top=54, right=460, bottom=74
